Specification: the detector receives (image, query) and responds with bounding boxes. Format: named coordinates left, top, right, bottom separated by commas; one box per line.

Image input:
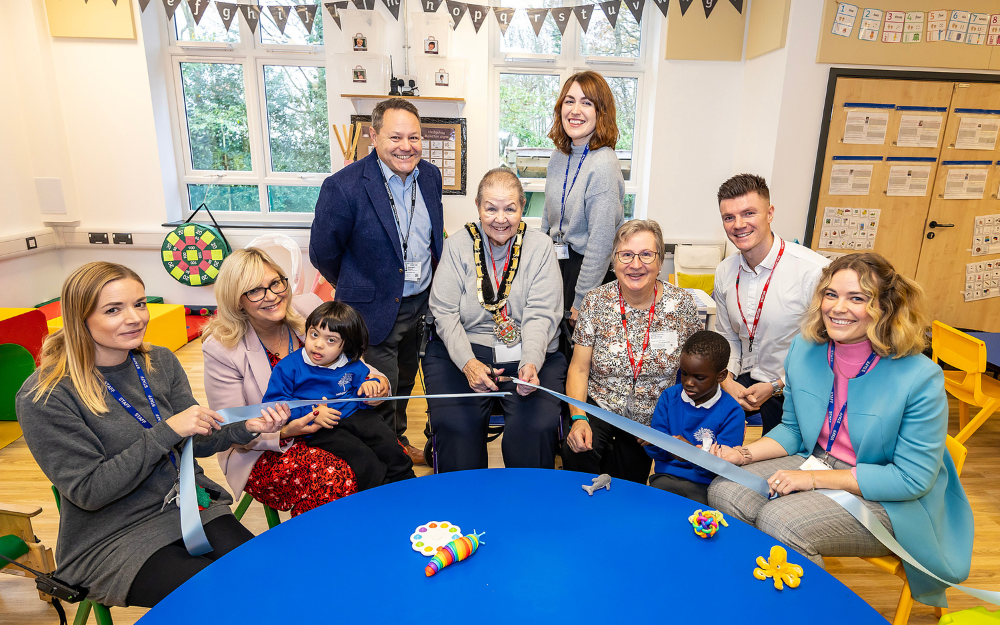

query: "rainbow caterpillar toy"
left=425, top=531, right=485, bottom=577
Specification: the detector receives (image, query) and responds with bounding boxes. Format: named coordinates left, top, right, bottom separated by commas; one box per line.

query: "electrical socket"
left=25, top=236, right=37, bottom=250
left=113, top=233, right=133, bottom=245
left=89, top=232, right=109, bottom=244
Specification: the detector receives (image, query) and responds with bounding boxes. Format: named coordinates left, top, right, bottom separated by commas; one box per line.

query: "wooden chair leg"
left=934, top=607, right=946, bottom=619
left=891, top=578, right=914, bottom=625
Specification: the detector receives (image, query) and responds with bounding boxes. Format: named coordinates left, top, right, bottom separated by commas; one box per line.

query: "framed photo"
left=351, top=115, right=468, bottom=195
left=435, top=70, right=449, bottom=86
left=353, top=33, right=367, bottom=51
left=352, top=66, right=367, bottom=83
left=424, top=36, right=438, bottom=54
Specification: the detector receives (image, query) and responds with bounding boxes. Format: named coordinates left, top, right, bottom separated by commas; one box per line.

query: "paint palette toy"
left=410, top=521, right=462, bottom=556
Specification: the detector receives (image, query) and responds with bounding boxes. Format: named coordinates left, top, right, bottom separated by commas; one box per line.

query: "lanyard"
left=488, top=237, right=513, bottom=319
left=618, top=283, right=657, bottom=388
left=105, top=353, right=176, bottom=467
left=381, top=170, right=418, bottom=260
left=824, top=342, right=878, bottom=453
left=735, top=238, right=785, bottom=353
left=258, top=324, right=294, bottom=357
left=557, top=145, right=589, bottom=236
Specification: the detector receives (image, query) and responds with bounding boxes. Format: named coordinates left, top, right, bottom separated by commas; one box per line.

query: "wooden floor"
left=2, top=338, right=998, bottom=624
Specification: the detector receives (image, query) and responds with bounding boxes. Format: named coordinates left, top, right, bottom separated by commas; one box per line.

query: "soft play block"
left=0, top=308, right=35, bottom=322
left=49, top=303, right=188, bottom=351
left=0, top=343, right=36, bottom=421
left=941, top=607, right=1000, bottom=625
left=36, top=301, right=61, bottom=321
left=186, top=314, right=211, bottom=342
left=0, top=310, right=48, bottom=362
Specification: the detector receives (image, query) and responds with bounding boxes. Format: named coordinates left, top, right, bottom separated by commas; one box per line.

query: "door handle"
left=928, top=221, right=954, bottom=228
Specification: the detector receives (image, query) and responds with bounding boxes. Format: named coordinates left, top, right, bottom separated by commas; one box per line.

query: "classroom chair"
left=0, top=501, right=57, bottom=601
left=50, top=487, right=113, bottom=625
left=232, top=493, right=282, bottom=530
left=855, top=435, right=967, bottom=625
left=931, top=321, right=1000, bottom=445
left=665, top=244, right=723, bottom=295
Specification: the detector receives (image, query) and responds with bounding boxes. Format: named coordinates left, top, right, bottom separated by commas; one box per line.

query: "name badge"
left=649, top=330, right=678, bottom=352
left=404, top=261, right=421, bottom=282
left=493, top=340, right=522, bottom=364
left=554, top=243, right=570, bottom=260
left=799, top=455, right=833, bottom=471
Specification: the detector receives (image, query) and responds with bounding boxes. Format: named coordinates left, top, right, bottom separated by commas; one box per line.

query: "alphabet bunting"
left=573, top=5, right=593, bottom=32
left=138, top=0, right=152, bottom=12
left=187, top=0, right=211, bottom=25
left=324, top=1, right=346, bottom=29
left=161, top=0, right=181, bottom=21
left=467, top=3, right=489, bottom=32
left=352, top=0, right=375, bottom=9
left=216, top=1, right=237, bottom=30
left=624, top=0, right=644, bottom=24
left=678, top=0, right=693, bottom=15
left=295, top=4, right=318, bottom=33
left=381, top=0, right=402, bottom=20
left=493, top=7, right=515, bottom=34
left=525, top=8, right=549, bottom=36
left=239, top=3, right=260, bottom=34
left=702, top=0, right=717, bottom=19
left=599, top=0, right=620, bottom=29
left=268, top=5, right=290, bottom=34
left=652, top=0, right=669, bottom=18
left=729, top=0, right=742, bottom=12
left=550, top=7, right=573, bottom=34
left=446, top=1, right=467, bottom=27
left=422, top=0, right=443, bottom=11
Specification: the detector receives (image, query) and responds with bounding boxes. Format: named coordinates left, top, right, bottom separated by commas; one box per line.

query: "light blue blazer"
left=768, top=336, right=973, bottom=607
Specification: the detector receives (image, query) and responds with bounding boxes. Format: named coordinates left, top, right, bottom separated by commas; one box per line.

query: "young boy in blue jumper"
left=645, top=331, right=745, bottom=505
left=263, top=301, right=414, bottom=491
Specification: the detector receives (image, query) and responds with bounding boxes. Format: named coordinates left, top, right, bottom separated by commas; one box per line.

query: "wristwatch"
left=770, top=378, right=784, bottom=397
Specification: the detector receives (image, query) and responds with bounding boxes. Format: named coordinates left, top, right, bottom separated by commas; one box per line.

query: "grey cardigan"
left=429, top=223, right=563, bottom=373
left=16, top=346, right=256, bottom=606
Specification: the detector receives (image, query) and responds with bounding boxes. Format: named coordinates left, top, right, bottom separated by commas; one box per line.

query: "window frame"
left=164, top=2, right=331, bottom=222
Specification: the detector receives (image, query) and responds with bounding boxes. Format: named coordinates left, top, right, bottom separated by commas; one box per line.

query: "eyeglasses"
left=615, top=251, right=659, bottom=265
left=243, top=277, right=288, bottom=302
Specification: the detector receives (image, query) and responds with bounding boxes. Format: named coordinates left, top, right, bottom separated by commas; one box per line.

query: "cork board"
left=44, top=0, right=136, bottom=40
left=746, top=0, right=791, bottom=60
left=817, top=0, right=1000, bottom=70
left=665, top=2, right=747, bottom=62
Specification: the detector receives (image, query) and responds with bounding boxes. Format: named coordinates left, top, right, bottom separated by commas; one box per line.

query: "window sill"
left=163, top=220, right=312, bottom=230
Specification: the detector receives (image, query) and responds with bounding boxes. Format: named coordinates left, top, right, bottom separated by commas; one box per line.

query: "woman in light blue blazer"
left=708, top=253, right=973, bottom=607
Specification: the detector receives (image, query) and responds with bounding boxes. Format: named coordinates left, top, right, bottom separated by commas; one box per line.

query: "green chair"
left=51, top=487, right=113, bottom=625
left=233, top=493, right=282, bottom=529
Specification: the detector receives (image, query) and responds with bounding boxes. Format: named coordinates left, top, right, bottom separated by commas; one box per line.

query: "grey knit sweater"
left=429, top=223, right=562, bottom=373
left=16, top=346, right=256, bottom=606
left=542, top=144, right=625, bottom=310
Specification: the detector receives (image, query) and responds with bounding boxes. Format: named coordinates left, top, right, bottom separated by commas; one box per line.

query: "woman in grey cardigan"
left=426, top=168, right=568, bottom=472
left=16, top=262, right=285, bottom=607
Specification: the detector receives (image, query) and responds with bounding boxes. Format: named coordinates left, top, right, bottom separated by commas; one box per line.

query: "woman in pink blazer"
left=202, top=248, right=389, bottom=516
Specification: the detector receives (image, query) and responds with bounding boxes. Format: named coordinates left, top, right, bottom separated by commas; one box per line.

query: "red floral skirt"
left=245, top=442, right=358, bottom=517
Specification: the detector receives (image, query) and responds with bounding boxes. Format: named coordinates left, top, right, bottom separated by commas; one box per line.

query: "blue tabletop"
left=968, top=332, right=1000, bottom=368
left=140, top=469, right=885, bottom=625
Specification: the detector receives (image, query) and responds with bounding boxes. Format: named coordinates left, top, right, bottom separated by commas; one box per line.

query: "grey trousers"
left=649, top=473, right=710, bottom=506
left=706, top=451, right=894, bottom=567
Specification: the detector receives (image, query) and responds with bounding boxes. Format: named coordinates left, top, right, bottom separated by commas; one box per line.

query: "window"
left=491, top=0, right=649, bottom=218
left=168, top=1, right=330, bottom=219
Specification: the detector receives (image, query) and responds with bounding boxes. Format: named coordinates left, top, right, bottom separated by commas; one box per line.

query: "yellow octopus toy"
left=753, top=545, right=804, bottom=590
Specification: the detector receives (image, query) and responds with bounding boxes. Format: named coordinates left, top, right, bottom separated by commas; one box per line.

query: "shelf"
left=341, top=94, right=465, bottom=117
left=340, top=94, right=465, bottom=102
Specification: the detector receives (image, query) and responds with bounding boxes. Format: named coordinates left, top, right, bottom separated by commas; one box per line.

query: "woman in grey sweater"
left=543, top=71, right=626, bottom=326
left=426, top=168, right=567, bottom=472
left=16, top=262, right=286, bottom=607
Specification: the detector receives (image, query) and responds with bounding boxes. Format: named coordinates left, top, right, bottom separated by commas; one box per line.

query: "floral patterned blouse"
left=573, top=280, right=702, bottom=425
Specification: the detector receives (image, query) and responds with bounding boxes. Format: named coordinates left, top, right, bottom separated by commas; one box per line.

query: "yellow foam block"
left=940, top=607, right=1000, bottom=625
left=0, top=308, right=36, bottom=322
left=47, top=304, right=188, bottom=351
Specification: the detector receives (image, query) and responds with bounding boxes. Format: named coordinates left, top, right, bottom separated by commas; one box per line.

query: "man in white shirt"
left=713, top=174, right=829, bottom=434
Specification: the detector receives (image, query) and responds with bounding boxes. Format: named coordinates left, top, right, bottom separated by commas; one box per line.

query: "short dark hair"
left=717, top=173, right=770, bottom=205
left=681, top=331, right=730, bottom=373
left=304, top=301, right=369, bottom=361
left=371, top=98, right=420, bottom=132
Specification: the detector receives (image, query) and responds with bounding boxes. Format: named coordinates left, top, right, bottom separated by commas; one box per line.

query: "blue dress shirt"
left=377, top=157, right=433, bottom=296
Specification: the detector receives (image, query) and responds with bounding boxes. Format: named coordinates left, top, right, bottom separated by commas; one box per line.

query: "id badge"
left=493, top=340, right=522, bottom=364
left=404, top=261, right=421, bottom=282
left=554, top=243, right=570, bottom=260
left=649, top=330, right=678, bottom=352
left=799, top=455, right=832, bottom=471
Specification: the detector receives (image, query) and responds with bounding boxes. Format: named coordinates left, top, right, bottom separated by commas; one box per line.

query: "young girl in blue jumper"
left=263, top=302, right=414, bottom=491
left=645, top=331, right=745, bottom=505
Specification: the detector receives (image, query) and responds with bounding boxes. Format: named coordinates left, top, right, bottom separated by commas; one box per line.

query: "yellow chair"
left=931, top=321, right=1000, bottom=445
left=859, top=436, right=967, bottom=625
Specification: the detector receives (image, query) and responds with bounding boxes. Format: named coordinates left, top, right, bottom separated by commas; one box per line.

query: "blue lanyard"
left=105, top=353, right=176, bottom=467
left=557, top=145, right=589, bottom=237
left=825, top=342, right=877, bottom=453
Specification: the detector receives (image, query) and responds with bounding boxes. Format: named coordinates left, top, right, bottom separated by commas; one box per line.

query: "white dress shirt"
left=713, top=236, right=829, bottom=384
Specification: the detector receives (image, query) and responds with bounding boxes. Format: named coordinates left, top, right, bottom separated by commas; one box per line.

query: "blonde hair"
left=32, top=262, right=151, bottom=414
left=801, top=253, right=929, bottom=358
left=612, top=219, right=666, bottom=259
left=201, top=248, right=304, bottom=348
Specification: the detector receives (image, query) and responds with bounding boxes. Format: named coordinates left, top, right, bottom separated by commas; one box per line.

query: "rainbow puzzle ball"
left=425, top=531, right=485, bottom=577
left=688, top=509, right=728, bottom=538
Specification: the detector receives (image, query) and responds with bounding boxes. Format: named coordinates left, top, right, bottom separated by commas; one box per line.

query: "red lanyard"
left=489, top=239, right=512, bottom=319
left=735, top=239, right=785, bottom=353
left=618, top=283, right=657, bottom=385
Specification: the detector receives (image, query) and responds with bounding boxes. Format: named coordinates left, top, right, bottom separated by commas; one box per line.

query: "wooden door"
left=913, top=82, right=1000, bottom=332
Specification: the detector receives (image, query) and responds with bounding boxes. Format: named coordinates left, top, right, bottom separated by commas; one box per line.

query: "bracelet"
left=734, top=445, right=753, bottom=466
left=811, top=470, right=817, bottom=491
left=571, top=415, right=590, bottom=423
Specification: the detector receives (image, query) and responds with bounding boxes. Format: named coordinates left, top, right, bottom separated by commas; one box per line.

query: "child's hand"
left=280, top=413, right=324, bottom=438
left=312, top=398, right=342, bottom=428
left=359, top=379, right=383, bottom=405
left=674, top=434, right=692, bottom=445
left=636, top=437, right=651, bottom=447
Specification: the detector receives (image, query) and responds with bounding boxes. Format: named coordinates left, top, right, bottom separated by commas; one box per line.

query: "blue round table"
left=140, top=469, right=885, bottom=624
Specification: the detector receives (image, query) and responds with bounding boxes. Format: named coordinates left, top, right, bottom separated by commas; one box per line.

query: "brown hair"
left=800, top=253, right=929, bottom=358
left=548, top=71, right=619, bottom=155
left=717, top=173, right=770, bottom=205
left=612, top=219, right=666, bottom=260
left=32, top=262, right=151, bottom=414
left=475, top=167, right=525, bottom=208
left=371, top=98, right=421, bottom=132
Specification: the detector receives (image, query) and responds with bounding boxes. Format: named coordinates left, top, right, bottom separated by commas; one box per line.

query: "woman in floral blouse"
left=562, top=220, right=702, bottom=483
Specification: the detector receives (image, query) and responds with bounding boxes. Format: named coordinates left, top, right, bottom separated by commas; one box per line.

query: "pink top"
left=818, top=340, right=880, bottom=476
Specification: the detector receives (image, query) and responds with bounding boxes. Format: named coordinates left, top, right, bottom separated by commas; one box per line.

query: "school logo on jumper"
left=337, top=373, right=354, bottom=394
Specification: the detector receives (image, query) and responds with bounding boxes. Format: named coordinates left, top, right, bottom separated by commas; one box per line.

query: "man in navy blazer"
left=310, top=99, right=444, bottom=464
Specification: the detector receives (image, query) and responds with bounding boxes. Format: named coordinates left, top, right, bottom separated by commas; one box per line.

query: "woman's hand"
left=312, top=398, right=342, bottom=428
left=516, top=363, right=539, bottom=396
left=280, top=413, right=324, bottom=438
left=362, top=375, right=390, bottom=406
left=740, top=382, right=774, bottom=410
left=464, top=359, right=500, bottom=393
left=710, top=443, right=745, bottom=466
left=245, top=403, right=289, bottom=434
left=566, top=419, right=593, bottom=453
left=166, top=405, right=225, bottom=437
left=569, top=306, right=580, bottom=325
left=766, top=469, right=814, bottom=497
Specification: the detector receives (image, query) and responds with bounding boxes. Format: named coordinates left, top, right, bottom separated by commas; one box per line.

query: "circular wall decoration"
left=161, top=222, right=231, bottom=286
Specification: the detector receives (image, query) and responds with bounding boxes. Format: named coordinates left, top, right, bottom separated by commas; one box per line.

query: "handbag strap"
left=185, top=203, right=232, bottom=253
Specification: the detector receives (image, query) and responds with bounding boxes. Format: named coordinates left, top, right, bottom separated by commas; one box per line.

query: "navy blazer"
left=309, top=151, right=445, bottom=345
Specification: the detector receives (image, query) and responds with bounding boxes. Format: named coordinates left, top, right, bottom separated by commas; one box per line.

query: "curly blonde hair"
left=801, top=253, right=928, bottom=358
